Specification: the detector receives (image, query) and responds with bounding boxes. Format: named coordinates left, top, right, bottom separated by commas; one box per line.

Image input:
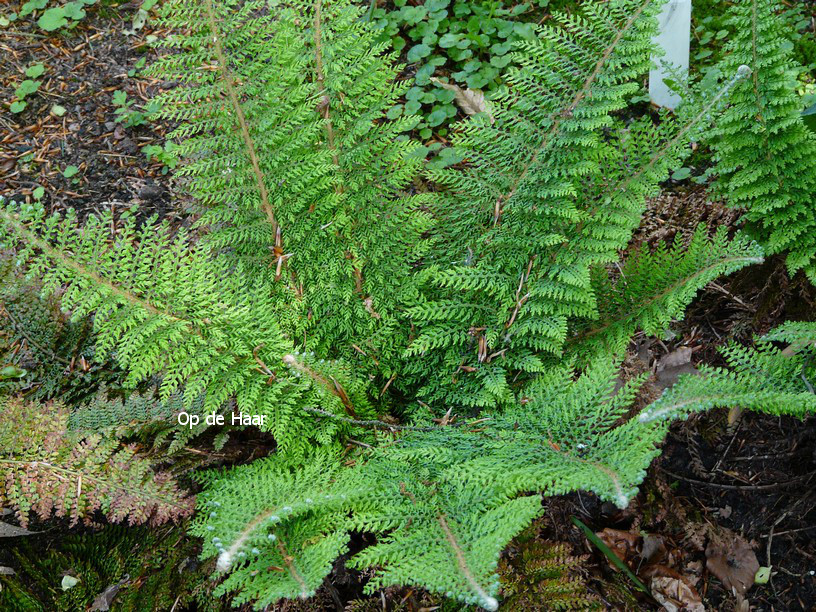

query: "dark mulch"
left=0, top=0, right=181, bottom=224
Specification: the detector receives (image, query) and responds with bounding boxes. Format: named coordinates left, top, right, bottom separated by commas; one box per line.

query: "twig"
left=659, top=467, right=815, bottom=491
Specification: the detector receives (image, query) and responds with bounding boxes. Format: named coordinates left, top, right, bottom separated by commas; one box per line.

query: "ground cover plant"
left=1, top=0, right=815, bottom=609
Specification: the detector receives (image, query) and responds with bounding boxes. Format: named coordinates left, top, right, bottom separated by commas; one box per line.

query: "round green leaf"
left=25, top=64, right=45, bottom=78
left=38, top=7, right=68, bottom=31
left=407, top=43, right=432, bottom=63
left=671, top=167, right=692, bottom=181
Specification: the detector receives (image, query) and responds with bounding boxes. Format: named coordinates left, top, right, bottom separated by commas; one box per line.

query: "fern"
left=148, top=0, right=433, bottom=368
left=194, top=360, right=668, bottom=609
left=0, top=524, right=224, bottom=611
left=0, top=396, right=193, bottom=528
left=640, top=321, right=816, bottom=423
left=499, top=524, right=601, bottom=611
left=0, top=257, right=110, bottom=401
left=0, top=0, right=774, bottom=608
left=0, top=203, right=373, bottom=455
left=708, top=0, right=816, bottom=282
left=569, top=225, right=764, bottom=364
left=404, top=0, right=751, bottom=409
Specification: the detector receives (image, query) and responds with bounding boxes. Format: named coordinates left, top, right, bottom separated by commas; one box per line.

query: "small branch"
left=303, top=406, right=437, bottom=432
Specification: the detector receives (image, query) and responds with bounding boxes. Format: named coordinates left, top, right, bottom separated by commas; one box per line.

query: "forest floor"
left=1, top=1, right=815, bottom=611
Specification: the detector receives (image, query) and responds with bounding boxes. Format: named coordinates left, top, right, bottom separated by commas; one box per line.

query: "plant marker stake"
left=650, top=0, right=691, bottom=110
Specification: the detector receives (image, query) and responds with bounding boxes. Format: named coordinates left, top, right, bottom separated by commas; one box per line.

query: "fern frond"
left=406, top=0, right=751, bottom=409
left=197, top=359, right=667, bottom=609
left=0, top=396, right=193, bottom=527
left=191, top=449, right=350, bottom=606
left=640, top=321, right=816, bottom=422
left=569, top=226, right=763, bottom=364
left=150, top=0, right=434, bottom=366
left=0, top=201, right=364, bottom=455
left=708, top=0, right=816, bottom=282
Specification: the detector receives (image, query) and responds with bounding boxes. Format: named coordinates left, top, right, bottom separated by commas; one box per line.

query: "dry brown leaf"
left=658, top=346, right=692, bottom=369
left=430, top=78, right=494, bottom=123
left=656, top=346, right=698, bottom=389
left=597, top=528, right=641, bottom=565
left=651, top=575, right=706, bottom=612
left=90, top=575, right=130, bottom=611
left=705, top=529, right=759, bottom=599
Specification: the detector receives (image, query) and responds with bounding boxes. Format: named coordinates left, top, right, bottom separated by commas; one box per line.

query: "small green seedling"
left=15, top=79, right=40, bottom=99
left=25, top=64, right=45, bottom=78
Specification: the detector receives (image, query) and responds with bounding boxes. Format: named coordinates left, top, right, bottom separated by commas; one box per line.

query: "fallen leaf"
left=597, top=528, right=641, bottom=565
left=705, top=529, right=759, bottom=599
left=640, top=534, right=667, bottom=563
left=61, top=575, right=79, bottom=591
left=754, top=566, right=771, bottom=584
left=0, top=566, right=15, bottom=576
left=90, top=575, right=130, bottom=611
left=651, top=575, right=705, bottom=612
left=656, top=346, right=698, bottom=389
left=430, top=78, right=493, bottom=123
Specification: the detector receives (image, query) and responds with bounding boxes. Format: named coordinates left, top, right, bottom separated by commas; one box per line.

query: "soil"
left=1, top=2, right=814, bottom=611
left=0, top=0, right=182, bottom=225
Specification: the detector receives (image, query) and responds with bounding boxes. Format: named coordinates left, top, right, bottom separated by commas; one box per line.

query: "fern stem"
left=303, top=406, right=441, bottom=432
left=283, top=354, right=358, bottom=417
left=312, top=0, right=367, bottom=300
left=436, top=512, right=498, bottom=611
left=312, top=0, right=340, bottom=168
left=277, top=538, right=310, bottom=598
left=201, top=0, right=284, bottom=274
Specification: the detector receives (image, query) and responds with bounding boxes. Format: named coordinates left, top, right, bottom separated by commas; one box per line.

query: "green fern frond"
left=149, top=0, right=434, bottom=366
left=196, top=359, right=667, bottom=609
left=708, top=0, right=816, bottom=282
left=405, top=0, right=752, bottom=409
left=569, top=226, right=764, bottom=364
left=640, top=321, right=816, bottom=422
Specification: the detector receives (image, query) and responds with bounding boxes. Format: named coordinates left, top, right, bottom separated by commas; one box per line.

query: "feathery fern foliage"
left=640, top=321, right=816, bottom=423
left=193, top=360, right=668, bottom=610
left=0, top=257, right=111, bottom=401
left=499, top=524, right=601, bottom=611
left=569, top=226, right=764, bottom=365
left=708, top=0, right=816, bottom=282
left=403, top=0, right=752, bottom=409
left=0, top=525, right=224, bottom=612
left=0, top=396, right=193, bottom=528
left=0, top=0, right=772, bottom=609
left=148, top=0, right=433, bottom=369
left=0, top=203, right=381, bottom=456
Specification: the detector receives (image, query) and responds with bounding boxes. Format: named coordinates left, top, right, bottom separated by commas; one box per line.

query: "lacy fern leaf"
left=569, top=226, right=763, bottom=364
left=0, top=396, right=193, bottom=528
left=708, top=0, right=816, bottom=282
left=640, top=321, right=816, bottom=422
